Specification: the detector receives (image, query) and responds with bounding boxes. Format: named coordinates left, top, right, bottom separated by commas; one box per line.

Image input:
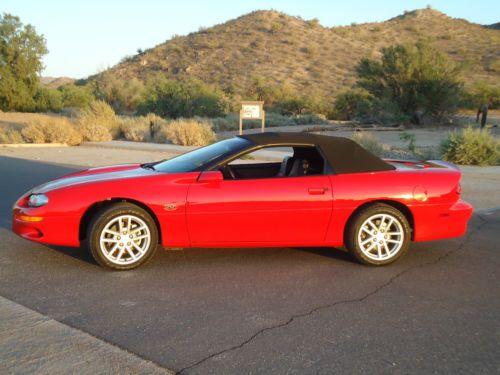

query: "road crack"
left=177, top=214, right=488, bottom=374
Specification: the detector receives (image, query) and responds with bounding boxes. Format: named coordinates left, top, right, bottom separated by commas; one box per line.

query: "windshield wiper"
left=141, top=162, right=157, bottom=171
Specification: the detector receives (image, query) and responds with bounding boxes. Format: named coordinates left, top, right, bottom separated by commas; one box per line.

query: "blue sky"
left=2, top=0, right=499, bottom=78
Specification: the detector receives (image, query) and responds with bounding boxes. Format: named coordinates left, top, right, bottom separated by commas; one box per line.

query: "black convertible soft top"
left=239, top=132, right=394, bottom=174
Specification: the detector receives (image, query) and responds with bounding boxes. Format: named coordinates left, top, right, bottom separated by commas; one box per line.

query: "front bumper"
left=12, top=207, right=81, bottom=247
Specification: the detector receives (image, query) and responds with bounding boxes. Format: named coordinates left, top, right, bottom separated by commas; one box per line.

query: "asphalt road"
left=0, top=156, right=499, bottom=374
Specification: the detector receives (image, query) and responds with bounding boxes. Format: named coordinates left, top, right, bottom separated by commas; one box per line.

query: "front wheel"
left=345, top=203, right=411, bottom=266
left=87, top=203, right=159, bottom=270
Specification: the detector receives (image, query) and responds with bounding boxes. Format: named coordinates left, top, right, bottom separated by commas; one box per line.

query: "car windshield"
left=153, top=137, right=251, bottom=173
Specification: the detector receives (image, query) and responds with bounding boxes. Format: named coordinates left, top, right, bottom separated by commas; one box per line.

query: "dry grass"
left=78, top=122, right=112, bottom=141
left=0, top=129, right=24, bottom=144
left=119, top=113, right=168, bottom=142
left=77, top=100, right=120, bottom=138
left=352, top=132, right=386, bottom=155
left=21, top=117, right=83, bottom=146
left=156, top=118, right=216, bottom=146
left=0, top=112, right=65, bottom=131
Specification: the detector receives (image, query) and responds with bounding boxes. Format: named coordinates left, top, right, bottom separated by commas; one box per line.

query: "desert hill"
left=107, top=8, right=500, bottom=97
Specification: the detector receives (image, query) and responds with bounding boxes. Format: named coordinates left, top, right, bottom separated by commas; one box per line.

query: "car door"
left=186, top=174, right=333, bottom=246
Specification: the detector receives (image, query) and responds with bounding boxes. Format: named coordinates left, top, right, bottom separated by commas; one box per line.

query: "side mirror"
left=197, top=170, right=223, bottom=183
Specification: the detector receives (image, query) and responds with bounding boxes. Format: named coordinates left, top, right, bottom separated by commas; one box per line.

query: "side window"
left=221, top=146, right=325, bottom=180
left=228, top=146, right=293, bottom=165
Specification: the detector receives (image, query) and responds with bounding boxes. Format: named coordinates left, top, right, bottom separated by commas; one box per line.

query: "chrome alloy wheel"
left=357, top=213, right=404, bottom=261
left=99, top=215, right=151, bottom=265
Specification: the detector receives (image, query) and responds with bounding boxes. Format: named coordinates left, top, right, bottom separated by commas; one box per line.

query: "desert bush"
left=79, top=122, right=112, bottom=141
left=0, top=129, right=24, bottom=144
left=119, top=117, right=151, bottom=142
left=21, top=117, right=83, bottom=145
left=440, top=128, right=499, bottom=166
left=352, top=132, right=385, bottom=156
left=146, top=113, right=169, bottom=141
left=77, top=100, right=119, bottom=138
left=157, top=118, right=216, bottom=146
left=120, top=117, right=150, bottom=142
left=118, top=113, right=169, bottom=142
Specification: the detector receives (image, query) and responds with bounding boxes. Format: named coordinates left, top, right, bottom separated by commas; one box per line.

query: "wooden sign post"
left=239, top=101, right=265, bottom=135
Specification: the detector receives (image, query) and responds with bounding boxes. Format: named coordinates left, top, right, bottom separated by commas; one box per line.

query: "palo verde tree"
left=0, top=13, right=48, bottom=111
left=356, top=40, right=463, bottom=124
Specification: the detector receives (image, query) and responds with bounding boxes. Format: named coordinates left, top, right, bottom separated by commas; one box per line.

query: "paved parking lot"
left=0, top=155, right=499, bottom=374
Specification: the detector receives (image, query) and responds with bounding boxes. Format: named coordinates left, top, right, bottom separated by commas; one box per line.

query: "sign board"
left=242, top=104, right=261, bottom=119
left=239, top=101, right=265, bottom=134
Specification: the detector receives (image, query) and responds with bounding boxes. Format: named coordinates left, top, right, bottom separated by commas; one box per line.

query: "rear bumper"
left=413, top=199, right=473, bottom=242
left=12, top=207, right=80, bottom=247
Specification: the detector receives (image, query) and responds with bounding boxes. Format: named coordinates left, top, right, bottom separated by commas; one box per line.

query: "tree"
left=33, top=87, right=63, bottom=112
left=0, top=13, right=48, bottom=111
left=58, top=84, right=95, bottom=109
left=92, top=70, right=146, bottom=113
left=246, top=77, right=329, bottom=116
left=333, top=89, right=374, bottom=120
left=138, top=76, right=227, bottom=118
left=356, top=41, right=463, bottom=123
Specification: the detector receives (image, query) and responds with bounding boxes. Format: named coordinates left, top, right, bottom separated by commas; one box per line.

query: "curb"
left=0, top=143, right=68, bottom=148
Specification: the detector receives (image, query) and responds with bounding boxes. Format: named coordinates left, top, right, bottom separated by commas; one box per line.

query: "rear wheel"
left=346, top=203, right=410, bottom=266
left=87, top=203, right=159, bottom=270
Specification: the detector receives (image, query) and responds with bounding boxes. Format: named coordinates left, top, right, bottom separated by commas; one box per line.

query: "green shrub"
left=333, top=89, right=374, bottom=120
left=440, top=128, right=499, bottom=166
left=21, top=117, right=83, bottom=145
left=158, top=118, right=216, bottom=146
left=0, top=129, right=24, bottom=144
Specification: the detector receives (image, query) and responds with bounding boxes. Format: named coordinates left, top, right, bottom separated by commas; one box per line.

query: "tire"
left=345, top=203, right=411, bottom=266
left=87, top=203, right=159, bottom=270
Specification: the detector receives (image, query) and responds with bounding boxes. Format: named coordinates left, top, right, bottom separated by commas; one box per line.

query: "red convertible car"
left=13, top=132, right=472, bottom=270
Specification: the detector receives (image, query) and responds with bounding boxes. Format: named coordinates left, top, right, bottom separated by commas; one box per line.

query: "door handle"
left=308, top=187, right=328, bottom=195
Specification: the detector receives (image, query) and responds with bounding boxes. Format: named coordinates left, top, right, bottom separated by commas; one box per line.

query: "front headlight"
left=28, top=194, right=49, bottom=207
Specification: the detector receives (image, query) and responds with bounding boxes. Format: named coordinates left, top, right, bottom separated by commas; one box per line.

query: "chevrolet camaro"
left=12, top=132, right=473, bottom=270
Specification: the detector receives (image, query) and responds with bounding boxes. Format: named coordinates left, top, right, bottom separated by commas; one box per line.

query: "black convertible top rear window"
left=239, top=132, right=394, bottom=174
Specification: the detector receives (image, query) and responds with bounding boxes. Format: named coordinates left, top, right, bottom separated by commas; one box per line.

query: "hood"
left=32, top=165, right=156, bottom=194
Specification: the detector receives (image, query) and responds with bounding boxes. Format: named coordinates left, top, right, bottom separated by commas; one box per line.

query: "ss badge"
left=164, top=203, right=177, bottom=211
